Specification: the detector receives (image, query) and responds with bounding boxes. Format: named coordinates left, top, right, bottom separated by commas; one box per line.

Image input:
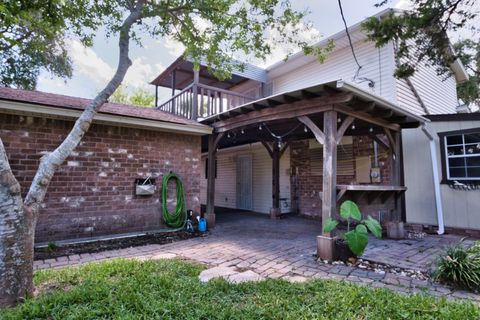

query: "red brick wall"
left=0, top=114, right=201, bottom=243
left=290, top=137, right=395, bottom=221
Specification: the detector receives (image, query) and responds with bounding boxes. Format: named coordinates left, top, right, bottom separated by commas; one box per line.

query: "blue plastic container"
left=198, top=218, right=207, bottom=233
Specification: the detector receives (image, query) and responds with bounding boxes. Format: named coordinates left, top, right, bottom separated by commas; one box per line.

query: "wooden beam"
left=322, top=110, right=338, bottom=236
left=383, top=128, right=397, bottom=156
left=373, top=135, right=390, bottom=150
left=298, top=116, right=325, bottom=145
left=279, top=141, right=290, bottom=158
left=376, top=109, right=394, bottom=118
left=272, top=143, right=280, bottom=209
left=335, top=104, right=401, bottom=131
left=336, top=116, right=354, bottom=142
left=206, top=134, right=217, bottom=217
left=213, top=92, right=353, bottom=132
left=355, top=101, right=376, bottom=112
left=261, top=140, right=274, bottom=158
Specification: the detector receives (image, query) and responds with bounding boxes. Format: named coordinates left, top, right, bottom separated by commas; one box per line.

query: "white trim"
left=0, top=100, right=212, bottom=135
left=422, top=125, right=445, bottom=235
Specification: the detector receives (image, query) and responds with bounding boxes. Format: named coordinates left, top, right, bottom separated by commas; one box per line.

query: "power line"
left=337, top=0, right=375, bottom=88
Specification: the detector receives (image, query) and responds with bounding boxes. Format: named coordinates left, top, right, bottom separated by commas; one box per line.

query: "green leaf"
left=364, top=215, right=382, bottom=238
left=340, top=200, right=362, bottom=221
left=323, top=218, right=339, bottom=234
left=344, top=226, right=369, bottom=256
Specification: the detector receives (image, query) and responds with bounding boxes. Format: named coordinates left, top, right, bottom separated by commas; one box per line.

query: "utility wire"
left=337, top=0, right=375, bottom=88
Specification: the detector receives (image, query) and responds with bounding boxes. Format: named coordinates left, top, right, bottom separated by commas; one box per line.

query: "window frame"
left=438, top=127, right=480, bottom=183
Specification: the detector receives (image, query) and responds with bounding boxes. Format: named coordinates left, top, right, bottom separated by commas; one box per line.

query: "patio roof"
left=150, top=55, right=267, bottom=91
left=202, top=80, right=427, bottom=128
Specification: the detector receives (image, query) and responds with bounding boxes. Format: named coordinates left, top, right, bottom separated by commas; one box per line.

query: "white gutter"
left=0, top=100, right=212, bottom=136
left=421, top=125, right=445, bottom=234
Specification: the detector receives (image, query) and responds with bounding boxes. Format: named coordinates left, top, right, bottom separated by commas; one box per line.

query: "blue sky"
left=36, top=0, right=408, bottom=101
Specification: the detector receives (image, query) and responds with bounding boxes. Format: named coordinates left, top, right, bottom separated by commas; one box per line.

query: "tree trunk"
left=0, top=1, right=144, bottom=307
left=0, top=139, right=35, bottom=307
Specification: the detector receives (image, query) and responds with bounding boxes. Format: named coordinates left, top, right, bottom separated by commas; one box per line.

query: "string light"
left=369, top=127, right=373, bottom=133
left=227, top=132, right=231, bottom=138
left=241, top=129, right=245, bottom=134
left=351, top=123, right=356, bottom=130
left=337, top=117, right=342, bottom=123
left=304, top=126, right=308, bottom=133
left=259, top=124, right=263, bottom=130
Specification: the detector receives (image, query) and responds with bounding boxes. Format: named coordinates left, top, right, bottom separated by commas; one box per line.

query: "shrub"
left=431, top=241, right=480, bottom=291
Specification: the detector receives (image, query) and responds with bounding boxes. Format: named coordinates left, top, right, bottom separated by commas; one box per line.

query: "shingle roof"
left=0, top=86, right=202, bottom=126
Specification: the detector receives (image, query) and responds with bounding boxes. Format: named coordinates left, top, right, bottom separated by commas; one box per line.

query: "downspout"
left=421, top=125, right=445, bottom=234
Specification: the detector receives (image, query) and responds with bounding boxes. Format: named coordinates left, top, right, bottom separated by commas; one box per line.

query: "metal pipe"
left=421, top=125, right=445, bottom=234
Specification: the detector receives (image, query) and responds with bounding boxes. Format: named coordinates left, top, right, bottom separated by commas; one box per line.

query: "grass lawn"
left=1, top=259, right=479, bottom=319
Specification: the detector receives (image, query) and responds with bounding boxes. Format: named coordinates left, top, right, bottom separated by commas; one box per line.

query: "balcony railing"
left=157, top=83, right=256, bottom=120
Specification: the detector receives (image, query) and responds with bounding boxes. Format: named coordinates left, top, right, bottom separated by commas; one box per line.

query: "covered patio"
left=201, top=80, right=427, bottom=259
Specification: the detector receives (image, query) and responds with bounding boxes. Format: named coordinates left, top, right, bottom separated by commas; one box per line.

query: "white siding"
left=269, top=39, right=397, bottom=103
left=395, top=62, right=458, bottom=115
left=200, top=143, right=291, bottom=214
left=403, top=121, right=480, bottom=230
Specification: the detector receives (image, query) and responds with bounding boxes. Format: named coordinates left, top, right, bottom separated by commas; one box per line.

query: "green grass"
left=1, top=259, right=479, bottom=319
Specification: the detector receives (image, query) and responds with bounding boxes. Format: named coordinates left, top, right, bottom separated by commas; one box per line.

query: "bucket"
left=198, top=218, right=207, bottom=233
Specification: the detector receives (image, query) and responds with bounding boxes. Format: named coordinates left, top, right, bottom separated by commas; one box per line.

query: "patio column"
left=206, top=132, right=224, bottom=227
left=192, top=69, right=199, bottom=120
left=322, top=110, right=338, bottom=233
left=271, top=143, right=280, bottom=218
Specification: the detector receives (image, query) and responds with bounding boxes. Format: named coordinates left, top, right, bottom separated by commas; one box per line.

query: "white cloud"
left=68, top=40, right=115, bottom=86
left=394, top=0, right=413, bottom=9
left=68, top=40, right=164, bottom=91
left=163, top=36, right=185, bottom=57
left=250, top=23, right=322, bottom=68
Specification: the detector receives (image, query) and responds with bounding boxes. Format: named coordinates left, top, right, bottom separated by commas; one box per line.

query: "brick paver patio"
left=34, top=211, right=480, bottom=303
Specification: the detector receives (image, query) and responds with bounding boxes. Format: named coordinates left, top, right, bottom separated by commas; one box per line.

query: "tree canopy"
left=110, top=86, right=155, bottom=107
left=362, top=0, right=479, bottom=105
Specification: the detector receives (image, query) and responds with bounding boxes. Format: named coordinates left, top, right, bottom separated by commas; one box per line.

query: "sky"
left=37, top=0, right=411, bottom=101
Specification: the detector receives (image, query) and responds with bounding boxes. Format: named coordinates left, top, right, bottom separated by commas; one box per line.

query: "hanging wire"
left=337, top=0, right=375, bottom=88
left=262, top=122, right=302, bottom=141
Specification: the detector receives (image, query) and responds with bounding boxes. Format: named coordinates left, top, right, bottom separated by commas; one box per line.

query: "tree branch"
left=23, top=1, right=145, bottom=212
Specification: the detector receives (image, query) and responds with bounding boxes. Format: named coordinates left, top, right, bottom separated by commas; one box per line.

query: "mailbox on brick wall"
left=135, top=177, right=156, bottom=196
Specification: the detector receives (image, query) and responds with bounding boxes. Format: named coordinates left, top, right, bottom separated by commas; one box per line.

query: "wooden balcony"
left=156, top=83, right=256, bottom=120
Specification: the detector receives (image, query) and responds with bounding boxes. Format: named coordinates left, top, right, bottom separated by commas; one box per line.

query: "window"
left=440, top=129, right=480, bottom=181
left=310, top=141, right=354, bottom=176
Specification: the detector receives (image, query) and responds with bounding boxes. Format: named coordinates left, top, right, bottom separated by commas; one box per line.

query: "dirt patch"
left=35, top=231, right=208, bottom=260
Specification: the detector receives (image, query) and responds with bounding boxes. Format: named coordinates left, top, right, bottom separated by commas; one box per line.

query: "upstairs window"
left=440, top=129, right=480, bottom=181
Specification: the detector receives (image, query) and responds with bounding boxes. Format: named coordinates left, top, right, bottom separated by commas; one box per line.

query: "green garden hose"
left=161, top=172, right=187, bottom=228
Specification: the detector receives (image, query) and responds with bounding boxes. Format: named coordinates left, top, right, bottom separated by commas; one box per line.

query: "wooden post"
left=171, top=70, right=176, bottom=114
left=155, top=85, right=158, bottom=108
left=322, top=110, right=338, bottom=235
left=192, top=69, right=199, bottom=120
left=271, top=143, right=281, bottom=219
left=391, top=131, right=404, bottom=221
left=206, top=133, right=224, bottom=227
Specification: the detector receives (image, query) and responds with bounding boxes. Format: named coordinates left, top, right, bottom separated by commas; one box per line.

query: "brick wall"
left=0, top=114, right=201, bottom=243
left=290, top=136, right=395, bottom=221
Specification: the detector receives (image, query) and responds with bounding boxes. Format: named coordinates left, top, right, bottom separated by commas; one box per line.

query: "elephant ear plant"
left=323, top=200, right=382, bottom=256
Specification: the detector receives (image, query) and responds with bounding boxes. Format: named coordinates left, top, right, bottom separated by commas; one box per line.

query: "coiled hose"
left=161, top=172, right=186, bottom=228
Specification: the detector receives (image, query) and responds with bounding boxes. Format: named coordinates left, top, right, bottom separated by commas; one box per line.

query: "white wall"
left=200, top=143, right=291, bottom=214
left=268, top=37, right=398, bottom=103
left=402, top=120, right=480, bottom=230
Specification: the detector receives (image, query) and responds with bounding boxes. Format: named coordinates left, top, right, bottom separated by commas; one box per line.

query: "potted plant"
left=323, top=200, right=382, bottom=261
